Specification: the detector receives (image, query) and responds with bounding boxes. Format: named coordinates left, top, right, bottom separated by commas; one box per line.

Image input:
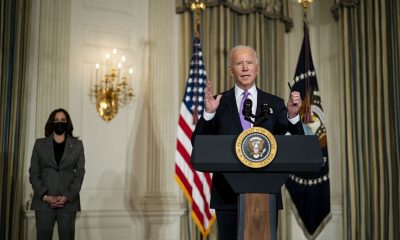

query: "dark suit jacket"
left=192, top=87, right=304, bottom=210
left=29, top=136, right=85, bottom=211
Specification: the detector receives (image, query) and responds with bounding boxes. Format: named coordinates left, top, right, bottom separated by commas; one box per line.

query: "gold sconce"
left=90, top=48, right=134, bottom=122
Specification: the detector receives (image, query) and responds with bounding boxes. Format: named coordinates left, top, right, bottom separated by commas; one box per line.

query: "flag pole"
left=299, top=0, right=314, bottom=123
left=176, top=2, right=215, bottom=240
left=190, top=0, right=206, bottom=124
left=189, top=4, right=211, bottom=240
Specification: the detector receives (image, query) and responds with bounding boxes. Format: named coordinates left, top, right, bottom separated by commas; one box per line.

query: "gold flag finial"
left=298, top=0, right=313, bottom=20
left=190, top=0, right=206, bottom=38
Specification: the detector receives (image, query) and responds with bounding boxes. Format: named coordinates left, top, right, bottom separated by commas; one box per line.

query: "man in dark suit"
left=192, top=45, right=303, bottom=239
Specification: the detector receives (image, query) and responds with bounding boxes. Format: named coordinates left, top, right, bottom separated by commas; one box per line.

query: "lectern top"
left=191, top=135, right=323, bottom=173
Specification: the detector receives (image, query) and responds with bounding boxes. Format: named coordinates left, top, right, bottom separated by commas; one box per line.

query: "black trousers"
left=35, top=210, right=77, bottom=240
left=216, top=210, right=238, bottom=240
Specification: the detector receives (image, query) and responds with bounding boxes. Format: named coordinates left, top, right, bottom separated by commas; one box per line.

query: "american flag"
left=175, top=37, right=216, bottom=237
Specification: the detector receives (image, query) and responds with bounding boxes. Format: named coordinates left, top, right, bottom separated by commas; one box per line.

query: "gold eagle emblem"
left=247, top=136, right=266, bottom=159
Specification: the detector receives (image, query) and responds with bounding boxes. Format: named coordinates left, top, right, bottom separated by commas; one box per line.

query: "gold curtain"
left=176, top=1, right=292, bottom=239
left=177, top=0, right=291, bottom=95
left=176, top=0, right=293, bottom=29
left=0, top=0, right=31, bottom=239
left=335, top=0, right=400, bottom=239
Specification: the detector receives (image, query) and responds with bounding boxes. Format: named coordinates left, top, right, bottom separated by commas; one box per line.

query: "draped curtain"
left=0, top=0, right=31, bottom=239
left=177, top=0, right=291, bottom=95
left=176, top=0, right=292, bottom=239
left=335, top=0, right=400, bottom=239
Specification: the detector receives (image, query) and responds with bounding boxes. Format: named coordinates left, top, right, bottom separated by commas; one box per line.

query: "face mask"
left=53, top=122, right=67, bottom=135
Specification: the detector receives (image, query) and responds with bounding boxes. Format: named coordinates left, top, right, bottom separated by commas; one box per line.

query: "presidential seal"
left=235, top=127, right=277, bottom=168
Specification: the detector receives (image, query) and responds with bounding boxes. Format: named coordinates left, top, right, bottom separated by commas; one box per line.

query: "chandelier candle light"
left=91, top=48, right=134, bottom=122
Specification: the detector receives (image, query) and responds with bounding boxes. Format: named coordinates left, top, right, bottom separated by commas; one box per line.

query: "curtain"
left=0, top=0, right=31, bottom=239
left=177, top=0, right=291, bottom=95
left=335, top=0, right=400, bottom=239
left=176, top=0, right=293, bottom=30
left=176, top=1, right=292, bottom=239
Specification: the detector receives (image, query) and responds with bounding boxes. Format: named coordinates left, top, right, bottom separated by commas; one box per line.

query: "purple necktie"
left=239, top=90, right=251, bottom=130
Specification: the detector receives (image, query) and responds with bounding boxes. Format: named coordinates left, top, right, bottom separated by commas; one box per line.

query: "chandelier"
left=90, top=48, right=134, bottom=122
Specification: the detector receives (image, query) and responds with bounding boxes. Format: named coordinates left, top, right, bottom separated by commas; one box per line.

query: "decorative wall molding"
left=84, top=0, right=135, bottom=16
left=142, top=210, right=183, bottom=240
left=83, top=24, right=134, bottom=48
left=22, top=210, right=144, bottom=240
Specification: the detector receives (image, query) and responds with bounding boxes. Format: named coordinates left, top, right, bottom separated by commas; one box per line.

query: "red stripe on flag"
left=177, top=140, right=213, bottom=218
left=192, top=173, right=213, bottom=219
left=179, top=115, right=193, bottom=139
left=176, top=140, right=191, bottom=164
left=191, top=194, right=205, bottom=226
left=204, top=173, right=212, bottom=186
left=175, top=149, right=207, bottom=226
left=175, top=165, right=192, bottom=196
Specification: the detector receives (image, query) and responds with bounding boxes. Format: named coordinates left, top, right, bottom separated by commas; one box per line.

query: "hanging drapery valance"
left=337, top=0, right=360, bottom=6
left=176, top=0, right=293, bottom=31
left=331, top=0, right=361, bottom=20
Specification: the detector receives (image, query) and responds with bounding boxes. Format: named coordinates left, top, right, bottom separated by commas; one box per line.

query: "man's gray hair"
left=228, top=45, right=259, bottom=67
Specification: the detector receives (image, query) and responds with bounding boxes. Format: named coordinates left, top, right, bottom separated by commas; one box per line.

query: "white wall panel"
left=83, top=25, right=134, bottom=48
left=68, top=0, right=148, bottom=211
left=84, top=0, right=135, bottom=16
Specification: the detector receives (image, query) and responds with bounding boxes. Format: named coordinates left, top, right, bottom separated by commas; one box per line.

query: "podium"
left=191, top=135, right=324, bottom=240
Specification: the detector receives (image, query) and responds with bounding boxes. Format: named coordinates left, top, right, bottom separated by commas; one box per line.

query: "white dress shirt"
left=234, top=84, right=257, bottom=127
left=203, top=84, right=299, bottom=124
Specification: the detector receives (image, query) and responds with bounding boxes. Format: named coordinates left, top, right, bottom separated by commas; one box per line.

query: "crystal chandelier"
left=90, top=48, right=134, bottom=122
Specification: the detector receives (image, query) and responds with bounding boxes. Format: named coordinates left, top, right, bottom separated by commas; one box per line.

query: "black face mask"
left=53, top=122, right=68, bottom=135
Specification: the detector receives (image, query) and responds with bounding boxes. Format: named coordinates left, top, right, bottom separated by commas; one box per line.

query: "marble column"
left=141, top=0, right=184, bottom=239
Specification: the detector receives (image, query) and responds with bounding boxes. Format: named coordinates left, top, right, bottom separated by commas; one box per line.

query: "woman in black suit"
left=29, top=108, right=85, bottom=240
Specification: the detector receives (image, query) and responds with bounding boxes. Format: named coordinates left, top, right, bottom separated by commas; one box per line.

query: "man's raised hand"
left=204, top=80, right=222, bottom=113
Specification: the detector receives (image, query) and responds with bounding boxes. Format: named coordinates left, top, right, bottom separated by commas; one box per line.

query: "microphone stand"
left=244, top=116, right=255, bottom=125
left=242, top=99, right=273, bottom=128
left=254, top=105, right=273, bottom=127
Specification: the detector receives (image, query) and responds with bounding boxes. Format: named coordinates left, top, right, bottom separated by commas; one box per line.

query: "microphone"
left=255, top=103, right=273, bottom=126
left=242, top=99, right=255, bottom=118
left=260, top=103, right=273, bottom=118
left=242, top=99, right=255, bottom=124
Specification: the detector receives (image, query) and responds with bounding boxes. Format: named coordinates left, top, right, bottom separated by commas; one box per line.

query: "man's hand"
left=287, top=91, right=302, bottom=119
left=204, top=80, right=222, bottom=113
